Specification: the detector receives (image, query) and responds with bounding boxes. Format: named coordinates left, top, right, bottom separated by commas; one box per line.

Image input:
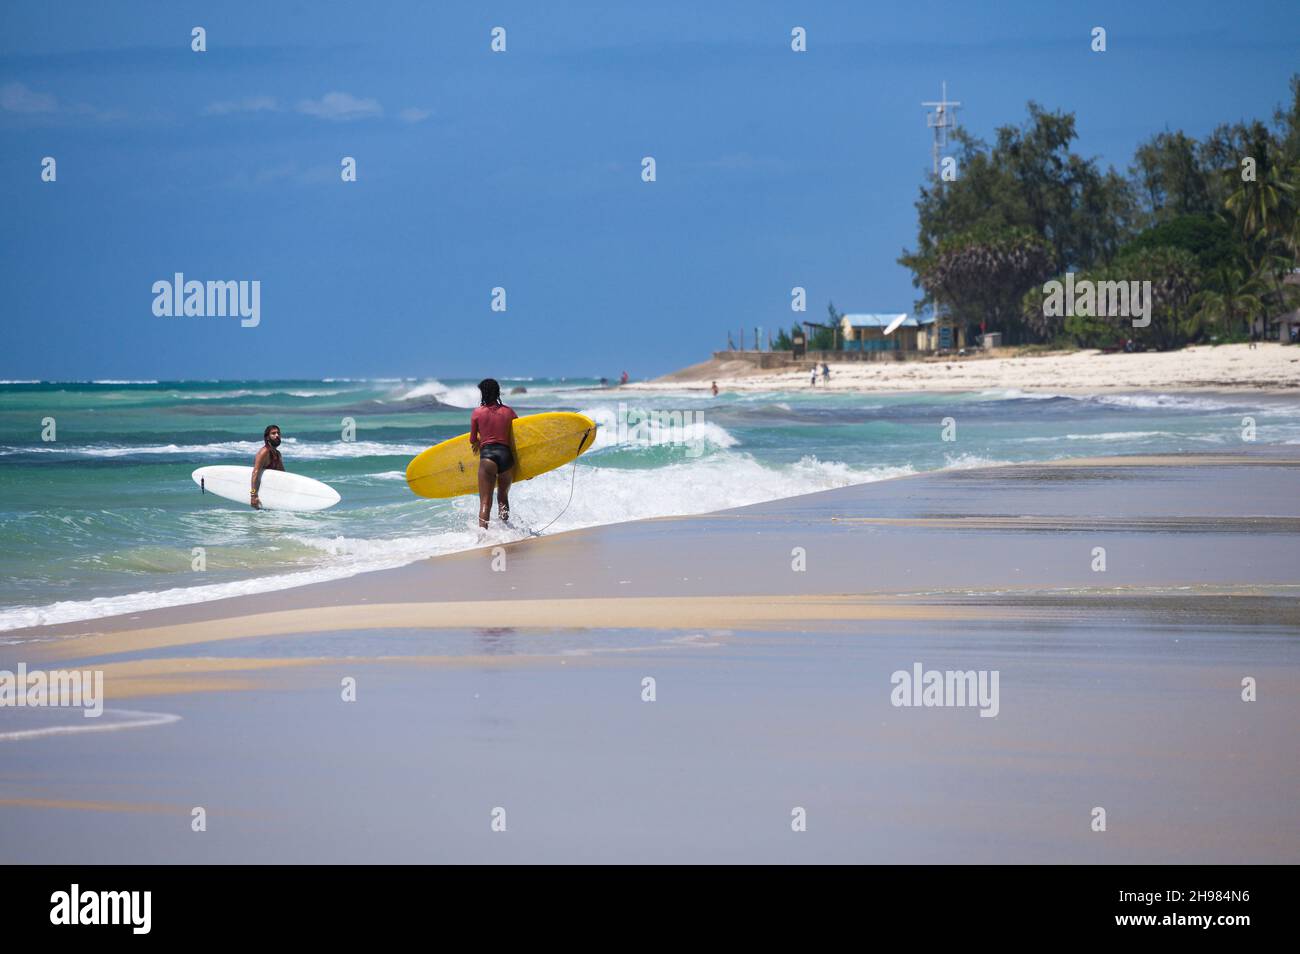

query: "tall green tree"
left=1119, top=214, right=1239, bottom=289
left=1273, top=75, right=1300, bottom=165
left=1114, top=247, right=1202, bottom=350
left=900, top=102, right=1137, bottom=322
left=918, top=226, right=1055, bottom=344
left=1024, top=247, right=1201, bottom=350
left=906, top=74, right=1300, bottom=350
left=1223, top=138, right=1294, bottom=248
left=1222, top=129, right=1298, bottom=330
left=1191, top=266, right=1267, bottom=337
left=1130, top=130, right=1215, bottom=224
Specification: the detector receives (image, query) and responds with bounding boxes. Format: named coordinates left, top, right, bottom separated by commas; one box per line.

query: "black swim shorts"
left=479, top=442, right=514, bottom=472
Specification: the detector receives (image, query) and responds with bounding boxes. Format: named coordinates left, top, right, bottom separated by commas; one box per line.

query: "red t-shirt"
left=470, top=404, right=517, bottom=447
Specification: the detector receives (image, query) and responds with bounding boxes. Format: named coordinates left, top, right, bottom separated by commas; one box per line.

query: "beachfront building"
left=1247, top=271, right=1300, bottom=343
left=920, top=315, right=965, bottom=351
left=1261, top=270, right=1300, bottom=343
left=839, top=313, right=944, bottom=353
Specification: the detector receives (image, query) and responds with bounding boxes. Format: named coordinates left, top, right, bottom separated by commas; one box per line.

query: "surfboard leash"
left=527, top=425, right=595, bottom=537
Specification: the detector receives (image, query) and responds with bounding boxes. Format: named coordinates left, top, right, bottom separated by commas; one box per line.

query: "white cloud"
left=0, top=81, right=125, bottom=122
left=206, top=95, right=279, bottom=116
left=398, top=107, right=432, bottom=123
left=1, top=82, right=58, bottom=114
left=297, top=91, right=382, bottom=121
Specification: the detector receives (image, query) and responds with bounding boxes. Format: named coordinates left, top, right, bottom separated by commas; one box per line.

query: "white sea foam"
left=1066, top=430, right=1170, bottom=441
left=1015, top=430, right=1174, bottom=443
left=171, top=389, right=270, bottom=399
left=0, top=709, right=181, bottom=742
left=0, top=562, right=407, bottom=631
left=979, top=389, right=1265, bottom=413
left=0, top=451, right=905, bottom=633
left=324, top=377, right=413, bottom=383
left=940, top=453, right=1013, bottom=471
left=171, top=388, right=348, bottom=399
left=10, top=379, right=1287, bottom=635
left=397, top=379, right=482, bottom=407
left=1087, top=393, right=1245, bottom=412
left=579, top=405, right=740, bottom=452
left=976, top=388, right=1062, bottom=401
left=448, top=452, right=911, bottom=533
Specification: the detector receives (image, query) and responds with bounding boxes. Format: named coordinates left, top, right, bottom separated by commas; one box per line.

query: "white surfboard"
left=192, top=466, right=341, bottom=512
left=883, top=313, right=909, bottom=336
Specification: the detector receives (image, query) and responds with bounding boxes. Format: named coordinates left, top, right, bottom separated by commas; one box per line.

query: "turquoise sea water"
left=2, top=377, right=1298, bottom=631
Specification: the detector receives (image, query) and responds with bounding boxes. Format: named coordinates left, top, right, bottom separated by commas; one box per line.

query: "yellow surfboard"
left=405, top=411, right=597, bottom=499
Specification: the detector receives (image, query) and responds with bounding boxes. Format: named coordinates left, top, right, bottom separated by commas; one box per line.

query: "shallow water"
left=3, top=378, right=1298, bottom=629
left=2, top=605, right=1296, bottom=863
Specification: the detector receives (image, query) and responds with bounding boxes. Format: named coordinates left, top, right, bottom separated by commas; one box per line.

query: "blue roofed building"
left=839, top=313, right=942, bottom=353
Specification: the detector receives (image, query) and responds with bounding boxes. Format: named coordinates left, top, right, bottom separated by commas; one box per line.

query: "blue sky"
left=3, top=0, right=1298, bottom=380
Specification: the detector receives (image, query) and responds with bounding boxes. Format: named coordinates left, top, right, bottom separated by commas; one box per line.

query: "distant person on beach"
left=711, top=381, right=719, bottom=396
left=470, top=378, right=518, bottom=529
left=810, top=367, right=817, bottom=387
left=250, top=424, right=285, bottom=510
left=620, top=370, right=629, bottom=385
left=821, top=362, right=830, bottom=383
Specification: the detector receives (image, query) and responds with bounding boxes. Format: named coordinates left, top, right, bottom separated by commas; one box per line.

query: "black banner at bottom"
left=1, top=865, right=1283, bottom=939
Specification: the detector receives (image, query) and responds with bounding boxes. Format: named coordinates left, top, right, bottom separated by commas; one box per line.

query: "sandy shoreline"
left=631, top=342, right=1300, bottom=393
left=3, top=447, right=1299, bottom=862
left=6, top=448, right=1298, bottom=644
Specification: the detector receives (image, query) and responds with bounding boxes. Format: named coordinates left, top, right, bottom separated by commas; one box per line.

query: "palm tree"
left=1223, top=148, right=1300, bottom=339
left=1256, top=250, right=1300, bottom=338
left=1224, top=162, right=1293, bottom=244
left=1286, top=160, right=1300, bottom=257
left=1192, top=267, right=1266, bottom=338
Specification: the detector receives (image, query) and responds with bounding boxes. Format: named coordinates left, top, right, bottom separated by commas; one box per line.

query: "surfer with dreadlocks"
left=469, top=379, right=519, bottom=528
left=250, top=424, right=286, bottom=510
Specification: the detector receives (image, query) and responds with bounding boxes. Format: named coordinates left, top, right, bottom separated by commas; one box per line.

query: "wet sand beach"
left=2, top=448, right=1299, bottom=863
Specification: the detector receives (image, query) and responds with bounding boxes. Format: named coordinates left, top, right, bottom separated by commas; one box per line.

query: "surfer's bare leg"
left=477, top=459, right=498, bottom=528
left=496, top=468, right=512, bottom=521
left=500, top=421, right=518, bottom=522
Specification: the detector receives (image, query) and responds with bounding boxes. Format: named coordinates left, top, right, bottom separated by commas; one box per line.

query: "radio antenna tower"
left=922, top=81, right=961, bottom=177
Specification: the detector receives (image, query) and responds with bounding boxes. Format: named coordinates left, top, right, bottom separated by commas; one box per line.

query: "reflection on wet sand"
left=2, top=449, right=1297, bottom=862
